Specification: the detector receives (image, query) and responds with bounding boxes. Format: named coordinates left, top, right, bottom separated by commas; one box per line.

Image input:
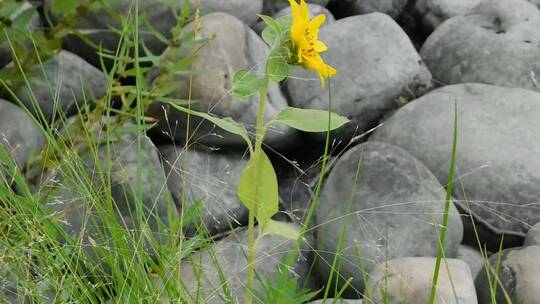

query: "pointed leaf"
left=260, top=15, right=281, bottom=46
left=11, top=6, right=36, bottom=30
left=237, top=151, right=278, bottom=228
left=167, top=103, right=252, bottom=149
left=271, top=107, right=349, bottom=132
left=261, top=219, right=300, bottom=240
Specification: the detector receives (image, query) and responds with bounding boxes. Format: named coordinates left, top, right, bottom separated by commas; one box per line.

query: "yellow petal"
left=322, top=64, right=337, bottom=78
left=314, top=40, right=327, bottom=52
left=309, top=14, right=326, bottom=33
left=303, top=54, right=336, bottom=87
left=289, top=0, right=300, bottom=19
left=300, top=0, right=310, bottom=20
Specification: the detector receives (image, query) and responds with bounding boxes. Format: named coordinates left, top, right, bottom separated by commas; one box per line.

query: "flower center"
left=303, top=28, right=316, bottom=57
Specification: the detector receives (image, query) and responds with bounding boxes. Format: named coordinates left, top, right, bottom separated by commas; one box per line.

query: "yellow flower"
left=288, top=0, right=336, bottom=87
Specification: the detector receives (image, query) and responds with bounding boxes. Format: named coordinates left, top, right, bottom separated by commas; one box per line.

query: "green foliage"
left=272, top=106, right=349, bottom=132
left=261, top=15, right=292, bottom=47
left=267, top=45, right=290, bottom=82
left=167, top=102, right=253, bottom=151
left=0, top=1, right=350, bottom=303
left=237, top=150, right=279, bottom=230
left=260, top=220, right=300, bottom=240
left=261, top=15, right=293, bottom=82
left=51, top=0, right=80, bottom=16
left=231, top=69, right=268, bottom=98
left=255, top=264, right=320, bottom=304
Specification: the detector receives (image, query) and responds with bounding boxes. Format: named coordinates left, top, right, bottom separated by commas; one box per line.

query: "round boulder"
left=286, top=13, right=431, bottom=146
left=411, top=0, right=540, bottom=35
left=367, top=258, right=477, bottom=304
left=147, top=13, right=291, bottom=149
left=420, top=0, right=540, bottom=92
left=457, top=245, right=485, bottom=279
left=315, top=141, right=463, bottom=295
left=263, top=0, right=330, bottom=15
left=11, top=51, right=107, bottom=122
left=0, top=99, right=44, bottom=167
left=476, top=246, right=540, bottom=303
left=176, top=224, right=313, bottom=303
left=193, top=0, right=263, bottom=25
left=159, top=144, right=248, bottom=236
left=328, top=0, right=408, bottom=19
left=524, top=222, right=540, bottom=246
left=372, top=84, right=540, bottom=244
left=43, top=0, right=178, bottom=67
left=44, top=118, right=176, bottom=257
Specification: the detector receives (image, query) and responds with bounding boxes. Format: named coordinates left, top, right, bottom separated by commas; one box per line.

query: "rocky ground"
left=1, top=0, right=540, bottom=303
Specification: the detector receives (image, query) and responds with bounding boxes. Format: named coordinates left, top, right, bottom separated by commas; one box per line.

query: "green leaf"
left=180, top=0, right=191, bottom=21
left=51, top=0, right=79, bottom=16
left=267, top=46, right=289, bottom=82
left=11, top=6, right=36, bottom=30
left=231, top=69, right=267, bottom=98
left=260, top=15, right=281, bottom=46
left=237, top=150, right=279, bottom=228
left=0, top=2, right=23, bottom=19
left=167, top=103, right=252, bottom=150
left=271, top=107, right=349, bottom=132
left=261, top=220, right=300, bottom=240
left=275, top=15, right=293, bottom=34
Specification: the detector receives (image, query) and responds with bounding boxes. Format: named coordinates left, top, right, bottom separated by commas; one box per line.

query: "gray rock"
left=328, top=0, right=408, bottom=18
left=315, top=142, right=463, bottom=295
left=147, top=13, right=291, bottom=149
left=0, top=2, right=41, bottom=68
left=475, top=246, right=540, bottom=303
left=285, top=13, right=431, bottom=145
left=175, top=224, right=313, bottom=303
left=193, top=0, right=263, bottom=25
left=371, top=84, right=540, bottom=242
left=44, top=118, right=176, bottom=254
left=524, top=222, right=540, bottom=246
left=413, top=0, right=483, bottom=33
left=412, top=0, right=540, bottom=34
left=159, top=144, right=248, bottom=236
left=0, top=99, right=44, bottom=167
left=254, top=4, right=335, bottom=35
left=263, top=0, right=330, bottom=15
left=457, top=245, right=485, bottom=279
left=278, top=175, right=313, bottom=224
left=367, top=258, right=478, bottom=304
left=43, top=0, right=178, bottom=67
left=420, top=0, right=540, bottom=92
left=530, top=0, right=540, bottom=7
left=12, top=51, right=107, bottom=122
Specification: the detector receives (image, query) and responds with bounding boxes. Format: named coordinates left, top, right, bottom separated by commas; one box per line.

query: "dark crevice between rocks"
left=456, top=202, right=524, bottom=252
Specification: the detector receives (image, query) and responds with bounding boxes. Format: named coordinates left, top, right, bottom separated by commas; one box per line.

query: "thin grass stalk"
left=428, top=102, right=459, bottom=304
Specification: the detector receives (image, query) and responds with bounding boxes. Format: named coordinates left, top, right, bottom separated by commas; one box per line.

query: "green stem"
left=428, top=102, right=458, bottom=304
left=280, top=78, right=333, bottom=285
left=245, top=82, right=269, bottom=304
